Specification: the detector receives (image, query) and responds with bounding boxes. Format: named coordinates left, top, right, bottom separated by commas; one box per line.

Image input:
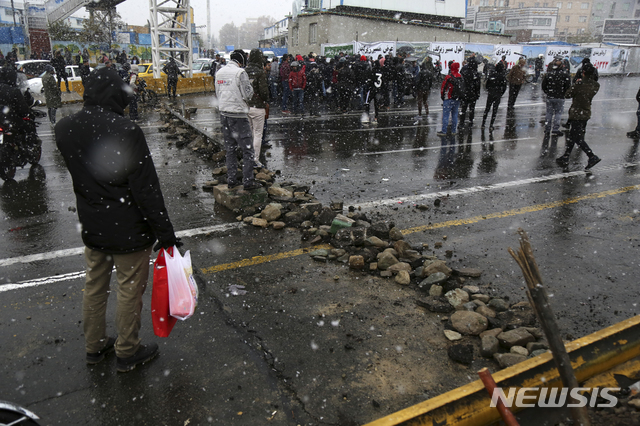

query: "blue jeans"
left=281, top=81, right=291, bottom=111
left=545, top=98, right=565, bottom=132
left=292, top=88, right=304, bottom=114
left=220, top=115, right=255, bottom=186
left=442, top=99, right=459, bottom=133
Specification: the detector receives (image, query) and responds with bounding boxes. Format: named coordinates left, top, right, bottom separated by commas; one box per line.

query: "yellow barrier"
left=140, top=75, right=215, bottom=96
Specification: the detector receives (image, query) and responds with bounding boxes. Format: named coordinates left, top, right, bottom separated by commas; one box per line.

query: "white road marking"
left=356, top=137, right=536, bottom=155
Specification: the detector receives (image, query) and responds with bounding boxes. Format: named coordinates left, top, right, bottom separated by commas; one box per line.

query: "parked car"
left=192, top=61, right=213, bottom=75
left=137, top=63, right=166, bottom=79
left=27, top=65, right=94, bottom=93
left=15, top=60, right=51, bottom=79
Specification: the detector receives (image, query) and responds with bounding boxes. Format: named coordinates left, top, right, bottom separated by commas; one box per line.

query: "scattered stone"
left=380, top=271, right=393, bottom=278
left=272, top=221, right=285, bottom=230
left=369, top=262, right=378, bottom=271
left=243, top=217, right=253, bottom=224
left=251, top=218, right=268, bottom=228
left=444, top=330, right=463, bottom=341
left=494, top=353, right=528, bottom=368
left=455, top=268, right=483, bottom=278
left=510, top=346, right=529, bottom=356
left=330, top=200, right=344, bottom=211
left=481, top=335, right=500, bottom=357
left=434, top=242, right=443, bottom=249
left=417, top=204, right=429, bottom=211
left=309, top=249, right=329, bottom=257
left=416, top=297, right=455, bottom=313
left=312, top=256, right=327, bottom=262
left=317, top=208, right=338, bottom=225
left=526, top=341, right=548, bottom=352
left=212, top=167, right=226, bottom=175
left=445, top=250, right=453, bottom=258
left=422, top=260, right=452, bottom=277
left=368, top=222, right=390, bottom=239
left=337, top=254, right=350, bottom=263
left=284, top=211, right=303, bottom=224
left=445, top=288, right=470, bottom=308
left=429, top=285, right=443, bottom=297
left=447, top=344, right=474, bottom=365
left=480, top=328, right=504, bottom=339
left=301, top=203, right=322, bottom=214
left=497, top=328, right=536, bottom=348
left=331, top=249, right=347, bottom=257
left=387, top=262, right=411, bottom=274
left=365, top=236, right=388, bottom=248
left=524, top=327, right=544, bottom=339
left=471, top=294, right=491, bottom=303
left=349, top=255, right=365, bottom=270
left=462, top=285, right=480, bottom=294
left=450, top=311, right=489, bottom=335
left=476, top=305, right=497, bottom=319
left=255, top=172, right=270, bottom=181
left=530, top=349, right=548, bottom=358
left=422, top=272, right=448, bottom=285
left=628, top=399, right=640, bottom=410
left=393, top=240, right=412, bottom=257
left=394, top=271, right=411, bottom=285
left=389, top=227, right=404, bottom=241
left=333, top=275, right=340, bottom=281
left=472, top=299, right=486, bottom=307
left=211, top=151, right=226, bottom=162
left=377, top=251, right=399, bottom=270
left=488, top=298, right=510, bottom=312
left=462, top=302, right=477, bottom=311
left=261, top=204, right=282, bottom=221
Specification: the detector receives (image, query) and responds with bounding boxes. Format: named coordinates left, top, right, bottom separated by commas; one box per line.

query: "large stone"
left=422, top=260, right=452, bottom=278
left=422, top=272, right=448, bottom=285
left=497, top=328, right=536, bottom=348
left=316, top=207, right=337, bottom=226
left=369, top=222, right=390, bottom=239
left=213, top=185, right=268, bottom=211
left=261, top=204, right=282, bottom=221
left=494, top=353, right=528, bottom=369
left=267, top=186, right=293, bottom=198
left=301, top=203, right=323, bottom=214
left=462, top=285, right=480, bottom=294
left=444, top=330, right=463, bottom=341
left=309, top=249, right=329, bottom=257
left=455, top=268, right=484, bottom=278
left=333, top=228, right=354, bottom=249
left=394, top=271, right=411, bottom=285
left=476, top=305, right=497, bottom=319
left=251, top=217, right=268, bottom=228
left=349, top=255, right=365, bottom=270
left=510, top=346, right=529, bottom=356
left=526, top=341, right=548, bottom=352
left=284, top=211, right=304, bottom=224
left=496, top=307, right=537, bottom=328
left=389, top=227, right=404, bottom=241
left=388, top=262, right=412, bottom=273
left=481, top=335, right=500, bottom=357
left=429, top=285, right=443, bottom=297
left=445, top=288, right=470, bottom=308
left=365, top=236, right=388, bottom=248
left=416, top=297, right=455, bottom=313
left=377, top=251, right=399, bottom=270
left=480, top=328, right=504, bottom=339
left=488, top=298, right=510, bottom=312
left=451, top=311, right=489, bottom=335
left=472, top=294, right=491, bottom=303
left=271, top=221, right=285, bottom=230
left=393, top=240, right=413, bottom=258
left=447, top=344, right=474, bottom=365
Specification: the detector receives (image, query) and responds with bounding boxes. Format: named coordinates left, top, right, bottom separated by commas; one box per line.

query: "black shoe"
left=555, top=155, right=569, bottom=167
left=86, top=336, right=116, bottom=364
left=227, top=182, right=242, bottom=190
left=551, top=130, right=564, bottom=136
left=116, top=343, right=159, bottom=373
left=561, top=122, right=570, bottom=129
left=627, top=131, right=640, bottom=138
left=585, top=155, right=601, bottom=170
left=243, top=181, right=263, bottom=191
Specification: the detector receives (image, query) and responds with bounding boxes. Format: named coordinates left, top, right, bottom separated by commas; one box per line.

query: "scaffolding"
left=149, top=0, right=192, bottom=78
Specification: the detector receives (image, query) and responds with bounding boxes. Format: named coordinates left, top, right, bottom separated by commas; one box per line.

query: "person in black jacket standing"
left=459, top=56, right=481, bottom=127
left=481, top=61, right=507, bottom=131
left=52, top=50, right=70, bottom=92
left=542, top=56, right=571, bottom=136
left=162, top=57, right=184, bottom=98
left=55, top=68, right=179, bottom=373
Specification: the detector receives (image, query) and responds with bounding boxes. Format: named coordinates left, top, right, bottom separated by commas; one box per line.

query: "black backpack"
left=450, top=76, right=465, bottom=100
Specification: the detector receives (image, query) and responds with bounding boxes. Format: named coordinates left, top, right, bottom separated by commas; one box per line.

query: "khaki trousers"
left=83, top=246, right=152, bottom=358
left=247, top=107, right=266, bottom=161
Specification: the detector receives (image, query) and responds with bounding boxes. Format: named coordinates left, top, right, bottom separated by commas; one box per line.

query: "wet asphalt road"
left=1, top=76, right=640, bottom=425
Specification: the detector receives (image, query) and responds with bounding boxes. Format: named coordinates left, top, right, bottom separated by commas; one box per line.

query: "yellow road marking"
left=200, top=185, right=640, bottom=275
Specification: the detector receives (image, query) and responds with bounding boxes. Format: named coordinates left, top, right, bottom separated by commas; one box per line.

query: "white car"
left=192, top=61, right=214, bottom=75
left=28, top=65, right=93, bottom=93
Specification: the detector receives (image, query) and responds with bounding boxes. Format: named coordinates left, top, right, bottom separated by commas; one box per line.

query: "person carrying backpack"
left=416, top=57, right=434, bottom=117
left=459, top=56, right=481, bottom=127
left=481, top=61, right=507, bottom=130
left=438, top=61, right=463, bottom=136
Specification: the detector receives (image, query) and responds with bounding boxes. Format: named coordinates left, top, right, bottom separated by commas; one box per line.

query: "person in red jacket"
left=438, top=61, right=463, bottom=136
left=289, top=61, right=307, bottom=116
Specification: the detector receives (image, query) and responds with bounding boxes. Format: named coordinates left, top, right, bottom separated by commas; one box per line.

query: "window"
left=544, top=2, right=549, bottom=6
left=623, top=2, right=630, bottom=9
left=557, top=2, right=562, bottom=7
left=535, top=2, right=540, bottom=5
left=636, top=9, right=640, bottom=16
left=292, top=26, right=299, bottom=47
left=581, top=2, right=589, bottom=8
left=596, top=2, right=603, bottom=9
left=477, top=21, right=489, bottom=28
left=518, top=1, right=525, bottom=6
left=566, top=14, right=571, bottom=20
left=579, top=15, right=587, bottom=21
left=533, top=18, right=552, bottom=25
left=567, top=2, right=572, bottom=7
left=507, top=19, right=520, bottom=26
left=308, top=23, right=317, bottom=44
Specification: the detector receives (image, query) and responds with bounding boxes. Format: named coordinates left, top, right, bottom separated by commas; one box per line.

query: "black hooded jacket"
left=0, top=67, right=30, bottom=133
left=55, top=68, right=176, bottom=254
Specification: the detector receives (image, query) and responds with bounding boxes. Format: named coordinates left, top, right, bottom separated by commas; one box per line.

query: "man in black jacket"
left=542, top=56, right=571, bottom=136
left=459, top=56, right=481, bottom=127
left=481, top=61, right=507, bottom=130
left=55, top=67, right=179, bottom=373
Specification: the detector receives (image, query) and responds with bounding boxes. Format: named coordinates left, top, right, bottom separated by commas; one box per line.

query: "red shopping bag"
left=151, top=247, right=178, bottom=337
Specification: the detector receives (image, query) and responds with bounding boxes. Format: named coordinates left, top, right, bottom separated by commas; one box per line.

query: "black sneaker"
left=227, top=182, right=242, bottom=190
left=555, top=155, right=569, bottom=167
left=551, top=130, right=564, bottom=136
left=561, top=122, right=570, bottom=129
left=585, top=155, right=601, bottom=170
left=116, top=343, right=159, bottom=373
left=86, top=336, right=116, bottom=364
left=627, top=131, right=640, bottom=138
left=243, top=181, right=263, bottom=191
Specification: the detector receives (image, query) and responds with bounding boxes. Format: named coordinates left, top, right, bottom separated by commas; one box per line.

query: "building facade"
left=466, top=6, right=558, bottom=41
left=260, top=17, right=288, bottom=49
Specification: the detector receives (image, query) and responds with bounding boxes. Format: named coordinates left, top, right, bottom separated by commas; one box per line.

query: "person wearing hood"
left=245, top=49, right=269, bottom=167
left=306, top=61, right=325, bottom=117
left=162, top=57, right=184, bottom=98
left=55, top=67, right=179, bottom=373
left=555, top=64, right=601, bottom=170
left=481, top=61, right=507, bottom=130
left=438, top=61, right=463, bottom=136
left=52, top=50, right=70, bottom=92
left=534, top=54, right=544, bottom=83
left=459, top=56, right=481, bottom=127
left=279, top=55, right=292, bottom=113
left=289, top=61, right=307, bottom=116
left=542, top=56, right=571, bottom=136
left=0, top=64, right=31, bottom=150
left=42, top=64, right=61, bottom=125
left=416, top=56, right=434, bottom=117
left=506, top=58, right=526, bottom=108
left=215, top=50, right=261, bottom=190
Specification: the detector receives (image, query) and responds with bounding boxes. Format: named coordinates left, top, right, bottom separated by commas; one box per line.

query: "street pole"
left=206, top=0, right=211, bottom=49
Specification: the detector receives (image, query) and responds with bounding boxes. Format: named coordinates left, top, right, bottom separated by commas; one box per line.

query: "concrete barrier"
left=141, top=75, right=215, bottom=96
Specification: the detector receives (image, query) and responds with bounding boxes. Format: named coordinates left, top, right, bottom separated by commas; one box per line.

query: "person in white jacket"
left=214, top=50, right=260, bottom=190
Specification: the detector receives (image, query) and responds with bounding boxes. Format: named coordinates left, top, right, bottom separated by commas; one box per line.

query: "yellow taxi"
left=137, top=63, right=166, bottom=79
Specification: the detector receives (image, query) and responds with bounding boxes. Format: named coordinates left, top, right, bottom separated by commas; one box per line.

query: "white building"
left=304, top=0, right=465, bottom=19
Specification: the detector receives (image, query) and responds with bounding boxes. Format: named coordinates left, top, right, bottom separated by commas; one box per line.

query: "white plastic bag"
left=166, top=246, right=198, bottom=320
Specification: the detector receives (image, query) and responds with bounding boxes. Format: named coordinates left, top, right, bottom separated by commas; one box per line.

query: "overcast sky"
left=115, top=0, right=292, bottom=38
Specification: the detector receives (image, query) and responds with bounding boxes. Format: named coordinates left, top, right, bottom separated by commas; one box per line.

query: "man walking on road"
left=542, top=56, right=571, bottom=136
left=215, top=50, right=261, bottom=190
left=162, top=57, right=184, bottom=98
left=506, top=58, right=526, bottom=108
left=55, top=67, right=180, bottom=373
left=438, top=61, right=462, bottom=136
left=555, top=64, right=601, bottom=170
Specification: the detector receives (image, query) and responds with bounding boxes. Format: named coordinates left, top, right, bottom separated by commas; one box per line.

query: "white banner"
left=430, top=43, right=464, bottom=74
left=492, top=44, right=523, bottom=70
left=544, top=46, right=572, bottom=69
left=355, top=41, right=395, bottom=59
left=590, top=48, right=613, bottom=73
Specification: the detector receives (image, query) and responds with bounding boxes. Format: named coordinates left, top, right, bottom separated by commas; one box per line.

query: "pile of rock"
left=158, top=116, right=222, bottom=155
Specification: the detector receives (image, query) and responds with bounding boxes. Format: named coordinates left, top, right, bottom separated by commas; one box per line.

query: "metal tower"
left=149, top=0, right=193, bottom=78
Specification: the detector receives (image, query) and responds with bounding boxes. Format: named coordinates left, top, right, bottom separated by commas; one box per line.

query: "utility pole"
left=207, top=0, right=211, bottom=49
